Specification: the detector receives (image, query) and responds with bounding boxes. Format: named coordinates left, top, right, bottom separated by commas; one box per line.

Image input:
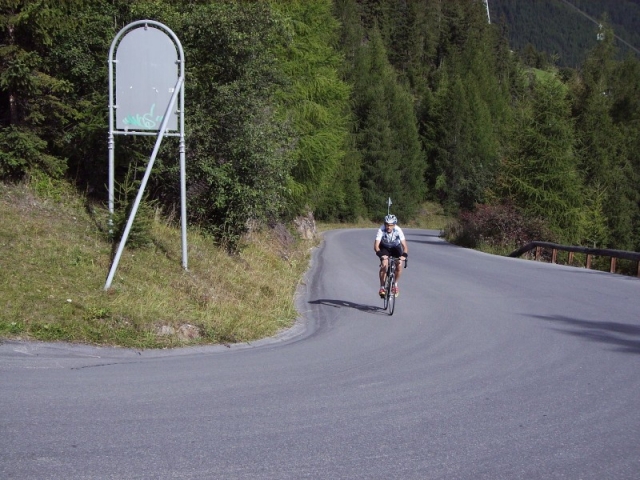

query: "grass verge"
left=0, top=180, right=315, bottom=349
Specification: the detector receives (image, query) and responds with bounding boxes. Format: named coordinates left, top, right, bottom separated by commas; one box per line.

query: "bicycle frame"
left=381, top=255, right=405, bottom=315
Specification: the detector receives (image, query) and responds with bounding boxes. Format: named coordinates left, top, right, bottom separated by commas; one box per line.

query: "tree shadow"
left=529, top=314, right=640, bottom=355
left=407, top=231, right=442, bottom=237
left=408, top=236, right=459, bottom=247
left=309, top=299, right=387, bottom=315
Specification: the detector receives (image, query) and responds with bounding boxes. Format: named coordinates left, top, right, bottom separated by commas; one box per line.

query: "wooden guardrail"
left=509, top=241, right=640, bottom=278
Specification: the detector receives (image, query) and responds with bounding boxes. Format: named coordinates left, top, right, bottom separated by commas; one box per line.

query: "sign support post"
left=105, top=20, right=187, bottom=290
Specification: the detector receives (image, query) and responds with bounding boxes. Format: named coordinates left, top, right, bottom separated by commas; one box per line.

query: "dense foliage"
left=1, top=0, right=639, bottom=252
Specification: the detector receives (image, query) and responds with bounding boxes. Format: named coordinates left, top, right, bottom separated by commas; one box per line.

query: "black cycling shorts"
left=377, top=245, right=403, bottom=259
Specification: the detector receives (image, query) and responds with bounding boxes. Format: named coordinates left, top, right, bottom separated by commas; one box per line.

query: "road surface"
left=1, top=228, right=639, bottom=479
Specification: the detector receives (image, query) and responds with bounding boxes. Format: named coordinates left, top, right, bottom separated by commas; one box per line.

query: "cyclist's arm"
left=401, top=239, right=408, bottom=256
left=374, top=239, right=381, bottom=253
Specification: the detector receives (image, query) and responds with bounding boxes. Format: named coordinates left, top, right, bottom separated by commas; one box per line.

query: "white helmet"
left=384, top=214, right=397, bottom=225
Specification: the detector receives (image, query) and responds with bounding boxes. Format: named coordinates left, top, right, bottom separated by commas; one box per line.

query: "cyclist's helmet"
left=385, top=214, right=398, bottom=225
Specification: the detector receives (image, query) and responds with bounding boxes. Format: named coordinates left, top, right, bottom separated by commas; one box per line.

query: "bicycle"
left=381, top=255, right=407, bottom=315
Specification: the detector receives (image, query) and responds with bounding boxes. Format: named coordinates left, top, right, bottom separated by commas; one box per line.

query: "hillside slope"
left=490, top=0, right=640, bottom=67
left=0, top=181, right=311, bottom=348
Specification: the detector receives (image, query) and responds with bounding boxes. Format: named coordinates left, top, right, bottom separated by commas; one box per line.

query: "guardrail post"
left=509, top=242, right=640, bottom=278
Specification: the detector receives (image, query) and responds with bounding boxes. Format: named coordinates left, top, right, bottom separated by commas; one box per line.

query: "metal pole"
left=179, top=43, right=188, bottom=271
left=107, top=41, right=116, bottom=233
left=107, top=134, right=114, bottom=235
left=179, top=95, right=187, bottom=270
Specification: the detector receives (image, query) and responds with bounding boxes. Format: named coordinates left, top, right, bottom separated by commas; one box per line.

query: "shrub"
left=445, top=203, right=554, bottom=250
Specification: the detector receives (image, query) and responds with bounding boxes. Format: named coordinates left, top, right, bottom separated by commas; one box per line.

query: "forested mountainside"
left=490, top=0, right=640, bottom=67
left=1, top=0, right=639, bottom=252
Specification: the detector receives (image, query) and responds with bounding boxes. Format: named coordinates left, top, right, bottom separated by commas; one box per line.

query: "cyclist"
left=374, top=214, right=408, bottom=297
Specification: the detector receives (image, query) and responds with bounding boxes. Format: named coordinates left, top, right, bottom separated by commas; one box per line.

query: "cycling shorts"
left=377, top=245, right=404, bottom=259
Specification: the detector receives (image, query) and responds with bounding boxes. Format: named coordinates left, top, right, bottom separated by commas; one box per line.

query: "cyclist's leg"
left=378, top=249, right=390, bottom=296
left=379, top=256, right=388, bottom=285
left=390, top=246, right=403, bottom=294
left=392, top=263, right=401, bottom=296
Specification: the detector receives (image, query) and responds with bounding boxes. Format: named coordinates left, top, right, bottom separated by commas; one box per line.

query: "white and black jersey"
left=375, top=225, right=405, bottom=248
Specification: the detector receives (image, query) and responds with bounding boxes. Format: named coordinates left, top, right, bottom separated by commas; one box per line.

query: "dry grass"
left=405, top=202, right=449, bottom=231
left=318, top=202, right=449, bottom=232
left=0, top=180, right=314, bottom=348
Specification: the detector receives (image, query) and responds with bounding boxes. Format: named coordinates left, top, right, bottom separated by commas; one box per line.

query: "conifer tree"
left=0, top=0, right=85, bottom=178
left=421, top=0, right=506, bottom=212
left=499, top=70, right=583, bottom=243
left=351, top=26, right=426, bottom=220
left=573, top=21, right=636, bottom=249
left=270, top=0, right=361, bottom=220
left=610, top=55, right=640, bottom=250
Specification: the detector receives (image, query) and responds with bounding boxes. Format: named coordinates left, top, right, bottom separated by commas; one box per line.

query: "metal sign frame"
left=106, top=20, right=187, bottom=290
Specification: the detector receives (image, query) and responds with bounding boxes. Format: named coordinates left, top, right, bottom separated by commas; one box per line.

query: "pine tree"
left=610, top=54, right=640, bottom=250
left=0, top=0, right=85, bottom=179
left=499, top=70, right=584, bottom=243
left=421, top=0, right=506, bottom=212
left=351, top=26, right=426, bottom=221
left=574, top=21, right=636, bottom=249
left=270, top=0, right=360, bottom=220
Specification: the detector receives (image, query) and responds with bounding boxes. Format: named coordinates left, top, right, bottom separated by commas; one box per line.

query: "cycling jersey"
left=376, top=225, right=405, bottom=248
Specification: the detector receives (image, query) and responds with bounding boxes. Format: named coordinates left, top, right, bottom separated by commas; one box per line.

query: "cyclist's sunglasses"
left=385, top=223, right=395, bottom=227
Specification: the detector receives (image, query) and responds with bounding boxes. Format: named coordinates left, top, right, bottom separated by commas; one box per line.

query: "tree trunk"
left=8, top=23, right=18, bottom=126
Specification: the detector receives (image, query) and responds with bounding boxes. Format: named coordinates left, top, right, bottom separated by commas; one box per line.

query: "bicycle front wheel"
left=383, top=268, right=393, bottom=310
left=387, top=272, right=396, bottom=315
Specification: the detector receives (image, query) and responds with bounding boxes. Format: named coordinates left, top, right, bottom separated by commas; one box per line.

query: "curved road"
left=2, top=229, right=639, bottom=479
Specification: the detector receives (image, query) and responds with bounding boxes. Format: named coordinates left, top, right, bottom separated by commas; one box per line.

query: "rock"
left=177, top=324, right=200, bottom=341
left=293, top=211, right=317, bottom=240
left=158, top=325, right=175, bottom=336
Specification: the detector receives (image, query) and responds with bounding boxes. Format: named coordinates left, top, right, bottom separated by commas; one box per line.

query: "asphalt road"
left=1, top=228, right=639, bottom=479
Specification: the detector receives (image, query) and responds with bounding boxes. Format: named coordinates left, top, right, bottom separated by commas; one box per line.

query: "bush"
left=445, top=203, right=554, bottom=250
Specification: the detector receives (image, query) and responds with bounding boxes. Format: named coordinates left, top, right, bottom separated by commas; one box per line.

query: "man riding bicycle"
left=374, top=214, right=408, bottom=298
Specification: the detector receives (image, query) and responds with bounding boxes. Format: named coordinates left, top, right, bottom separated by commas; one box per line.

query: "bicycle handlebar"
left=395, top=256, right=408, bottom=268
left=379, top=255, right=407, bottom=268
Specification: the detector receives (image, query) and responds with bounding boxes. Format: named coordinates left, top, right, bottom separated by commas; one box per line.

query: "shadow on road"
left=408, top=238, right=458, bottom=247
left=309, top=299, right=387, bottom=315
left=530, top=314, right=640, bottom=355
left=405, top=232, right=457, bottom=247
left=407, top=232, right=442, bottom=237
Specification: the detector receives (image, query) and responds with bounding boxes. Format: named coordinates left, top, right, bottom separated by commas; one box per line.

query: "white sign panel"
left=115, top=26, right=179, bottom=131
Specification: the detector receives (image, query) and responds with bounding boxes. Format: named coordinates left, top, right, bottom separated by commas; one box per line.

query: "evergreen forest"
left=490, top=0, right=640, bottom=68
left=2, top=0, right=639, bottom=253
